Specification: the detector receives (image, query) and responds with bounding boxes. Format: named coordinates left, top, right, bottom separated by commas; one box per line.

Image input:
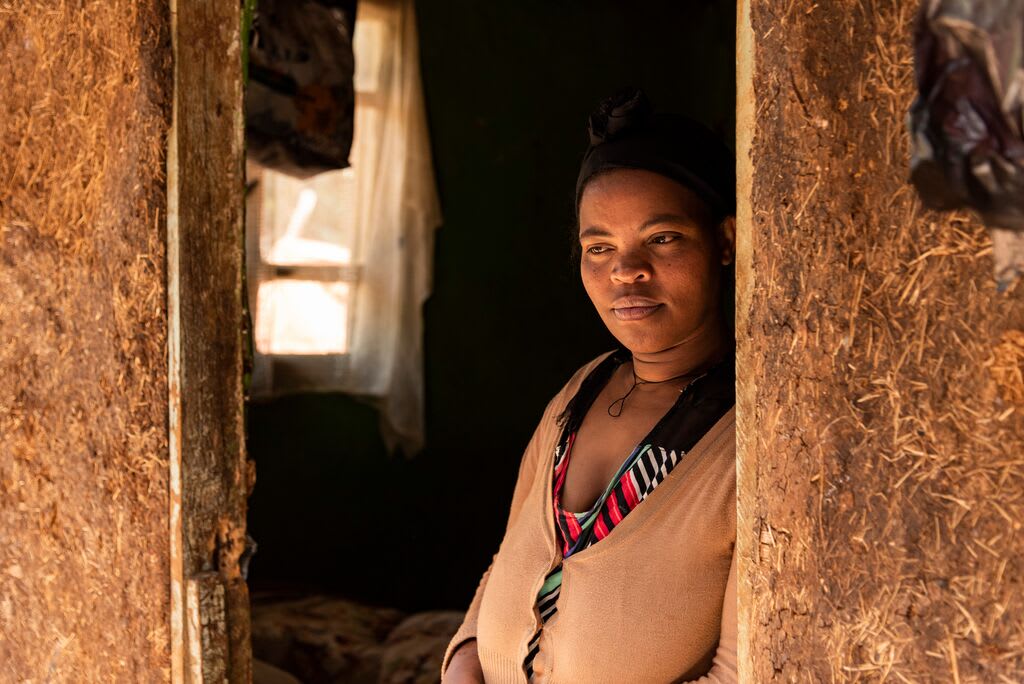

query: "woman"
left=442, top=89, right=737, bottom=684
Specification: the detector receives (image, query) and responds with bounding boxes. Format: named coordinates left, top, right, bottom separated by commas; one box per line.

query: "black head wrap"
left=575, top=88, right=735, bottom=220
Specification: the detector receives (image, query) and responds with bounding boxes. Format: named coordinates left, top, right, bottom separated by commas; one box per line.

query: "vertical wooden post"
left=738, top=1, right=1024, bottom=681
left=168, top=1, right=251, bottom=682
left=734, top=0, right=755, bottom=680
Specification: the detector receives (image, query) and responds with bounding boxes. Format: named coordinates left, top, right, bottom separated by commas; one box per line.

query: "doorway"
left=241, top=2, right=736, bottom=682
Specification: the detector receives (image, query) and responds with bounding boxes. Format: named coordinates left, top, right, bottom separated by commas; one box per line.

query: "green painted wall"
left=247, top=0, right=735, bottom=612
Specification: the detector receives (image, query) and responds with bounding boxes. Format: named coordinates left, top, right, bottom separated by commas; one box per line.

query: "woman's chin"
left=608, top=328, right=674, bottom=356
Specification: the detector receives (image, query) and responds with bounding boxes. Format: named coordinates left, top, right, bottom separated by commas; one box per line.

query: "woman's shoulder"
left=563, top=349, right=620, bottom=394
left=517, top=351, right=616, bottom=463
left=532, top=349, right=622, bottom=431
left=549, top=349, right=618, bottom=402
left=507, top=351, right=624, bottom=509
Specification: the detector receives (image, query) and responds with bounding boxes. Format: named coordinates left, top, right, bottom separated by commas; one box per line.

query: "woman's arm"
left=680, top=547, right=738, bottom=684
left=440, top=390, right=564, bottom=679
left=440, top=559, right=492, bottom=681
left=440, top=355, right=612, bottom=682
left=442, top=637, right=484, bottom=684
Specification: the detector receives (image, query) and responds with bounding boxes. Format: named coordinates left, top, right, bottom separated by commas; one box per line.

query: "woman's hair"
left=575, top=88, right=735, bottom=219
left=569, top=87, right=735, bottom=264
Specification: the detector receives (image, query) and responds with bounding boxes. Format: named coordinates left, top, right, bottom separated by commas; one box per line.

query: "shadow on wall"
left=245, top=0, right=736, bottom=613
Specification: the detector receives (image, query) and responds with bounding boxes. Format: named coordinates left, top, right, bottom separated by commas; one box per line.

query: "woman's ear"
left=717, top=215, right=736, bottom=266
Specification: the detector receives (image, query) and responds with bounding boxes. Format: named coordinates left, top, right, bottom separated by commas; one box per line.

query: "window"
left=245, top=0, right=441, bottom=454
left=252, top=173, right=360, bottom=357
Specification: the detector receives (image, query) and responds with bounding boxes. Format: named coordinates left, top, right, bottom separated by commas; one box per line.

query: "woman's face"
left=578, top=168, right=735, bottom=355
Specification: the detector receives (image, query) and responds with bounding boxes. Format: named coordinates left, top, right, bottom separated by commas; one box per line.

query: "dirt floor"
left=0, top=1, right=173, bottom=680
left=741, top=0, right=1024, bottom=681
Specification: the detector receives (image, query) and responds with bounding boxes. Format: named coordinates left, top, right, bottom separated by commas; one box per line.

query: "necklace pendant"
left=607, top=397, right=626, bottom=418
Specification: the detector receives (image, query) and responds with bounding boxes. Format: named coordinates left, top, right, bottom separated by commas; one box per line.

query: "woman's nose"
left=610, top=250, right=652, bottom=283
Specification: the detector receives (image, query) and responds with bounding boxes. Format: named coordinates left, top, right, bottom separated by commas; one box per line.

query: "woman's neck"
left=629, top=320, right=730, bottom=383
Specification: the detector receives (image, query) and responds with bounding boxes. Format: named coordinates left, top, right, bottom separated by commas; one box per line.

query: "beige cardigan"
left=443, top=354, right=737, bottom=684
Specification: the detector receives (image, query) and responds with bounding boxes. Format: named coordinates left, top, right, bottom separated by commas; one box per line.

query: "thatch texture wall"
left=738, top=1, right=1024, bottom=681
left=0, top=2, right=172, bottom=681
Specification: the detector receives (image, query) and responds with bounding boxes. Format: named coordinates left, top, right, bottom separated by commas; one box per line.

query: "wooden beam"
left=735, top=0, right=755, bottom=680
left=168, top=1, right=251, bottom=682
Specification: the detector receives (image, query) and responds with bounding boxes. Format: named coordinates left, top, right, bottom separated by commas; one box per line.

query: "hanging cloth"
left=909, top=0, right=1024, bottom=289
left=246, top=0, right=357, bottom=177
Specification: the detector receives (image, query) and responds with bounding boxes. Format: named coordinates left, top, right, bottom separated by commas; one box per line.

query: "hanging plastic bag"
left=246, top=0, right=356, bottom=178
left=909, top=0, right=1024, bottom=289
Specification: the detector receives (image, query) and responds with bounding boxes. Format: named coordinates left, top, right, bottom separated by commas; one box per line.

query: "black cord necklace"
left=607, top=363, right=696, bottom=418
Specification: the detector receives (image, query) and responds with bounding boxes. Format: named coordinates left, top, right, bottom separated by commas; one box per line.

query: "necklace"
left=607, top=364, right=696, bottom=418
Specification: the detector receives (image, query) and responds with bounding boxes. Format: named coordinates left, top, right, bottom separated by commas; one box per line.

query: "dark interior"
left=245, top=0, right=736, bottom=614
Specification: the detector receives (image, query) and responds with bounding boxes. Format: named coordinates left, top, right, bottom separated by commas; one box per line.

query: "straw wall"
left=0, top=2, right=172, bottom=681
left=737, top=1, right=1024, bottom=681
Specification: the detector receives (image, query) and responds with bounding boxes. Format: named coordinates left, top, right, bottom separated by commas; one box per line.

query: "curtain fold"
left=340, top=0, right=441, bottom=454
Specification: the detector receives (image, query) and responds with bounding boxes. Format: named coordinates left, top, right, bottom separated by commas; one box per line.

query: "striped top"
left=523, top=349, right=734, bottom=681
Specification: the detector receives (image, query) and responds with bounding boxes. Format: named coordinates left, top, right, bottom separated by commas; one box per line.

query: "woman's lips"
left=612, top=303, right=663, bottom=321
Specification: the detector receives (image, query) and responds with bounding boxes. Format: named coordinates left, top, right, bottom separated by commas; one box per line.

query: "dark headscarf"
left=575, top=88, right=735, bottom=219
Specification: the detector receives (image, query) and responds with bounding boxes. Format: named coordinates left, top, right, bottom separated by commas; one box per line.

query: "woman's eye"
left=585, top=245, right=611, bottom=255
left=651, top=233, right=680, bottom=245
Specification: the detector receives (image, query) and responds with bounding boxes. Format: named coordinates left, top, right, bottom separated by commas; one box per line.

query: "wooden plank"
left=188, top=572, right=230, bottom=684
left=169, top=0, right=252, bottom=682
left=735, top=0, right=756, bottom=680
left=740, top=1, right=1024, bottom=680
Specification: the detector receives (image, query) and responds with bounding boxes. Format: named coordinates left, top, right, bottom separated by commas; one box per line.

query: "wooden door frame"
left=167, top=1, right=251, bottom=682
left=735, top=0, right=754, bottom=680
left=162, top=2, right=755, bottom=682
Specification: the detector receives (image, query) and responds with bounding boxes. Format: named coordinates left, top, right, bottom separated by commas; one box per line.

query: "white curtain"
left=340, top=0, right=441, bottom=454
left=248, top=0, right=441, bottom=456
